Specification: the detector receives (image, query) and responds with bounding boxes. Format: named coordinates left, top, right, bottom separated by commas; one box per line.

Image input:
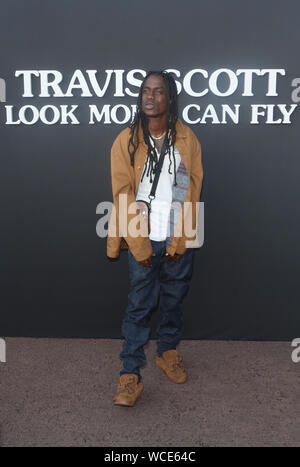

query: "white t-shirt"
left=136, top=140, right=181, bottom=241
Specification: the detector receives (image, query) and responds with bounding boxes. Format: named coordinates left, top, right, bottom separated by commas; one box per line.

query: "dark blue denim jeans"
left=119, top=239, right=194, bottom=382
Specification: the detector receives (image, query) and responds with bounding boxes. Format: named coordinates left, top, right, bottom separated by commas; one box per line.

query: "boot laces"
left=170, top=355, right=184, bottom=372
left=118, top=376, right=137, bottom=394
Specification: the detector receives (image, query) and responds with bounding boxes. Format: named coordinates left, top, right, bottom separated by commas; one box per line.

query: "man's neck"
left=147, top=116, right=167, bottom=137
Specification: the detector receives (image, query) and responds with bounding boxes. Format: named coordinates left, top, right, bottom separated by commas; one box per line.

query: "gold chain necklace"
left=150, top=131, right=166, bottom=140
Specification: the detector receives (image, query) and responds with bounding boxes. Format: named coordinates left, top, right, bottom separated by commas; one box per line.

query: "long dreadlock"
left=127, top=70, right=179, bottom=186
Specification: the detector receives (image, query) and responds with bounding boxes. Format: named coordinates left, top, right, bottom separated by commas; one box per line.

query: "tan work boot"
left=113, top=373, right=144, bottom=406
left=155, top=349, right=187, bottom=383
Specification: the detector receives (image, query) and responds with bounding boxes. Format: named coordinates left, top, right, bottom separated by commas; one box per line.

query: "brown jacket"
left=106, top=118, right=203, bottom=262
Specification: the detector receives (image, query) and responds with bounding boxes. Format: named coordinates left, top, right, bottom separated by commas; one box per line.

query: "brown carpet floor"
left=0, top=338, right=299, bottom=447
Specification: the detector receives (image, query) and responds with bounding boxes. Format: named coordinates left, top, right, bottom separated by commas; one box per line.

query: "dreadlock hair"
left=127, top=70, right=179, bottom=186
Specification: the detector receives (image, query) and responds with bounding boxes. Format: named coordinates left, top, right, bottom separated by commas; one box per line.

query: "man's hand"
left=165, top=252, right=183, bottom=263
left=138, top=252, right=156, bottom=269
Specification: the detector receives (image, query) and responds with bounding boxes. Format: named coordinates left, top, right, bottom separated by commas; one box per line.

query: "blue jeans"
left=119, top=239, right=194, bottom=382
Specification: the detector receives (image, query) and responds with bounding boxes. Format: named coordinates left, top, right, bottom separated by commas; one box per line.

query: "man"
left=107, top=70, right=203, bottom=406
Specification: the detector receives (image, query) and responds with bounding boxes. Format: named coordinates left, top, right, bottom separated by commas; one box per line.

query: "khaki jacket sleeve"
left=176, top=132, right=204, bottom=254
left=108, top=132, right=153, bottom=262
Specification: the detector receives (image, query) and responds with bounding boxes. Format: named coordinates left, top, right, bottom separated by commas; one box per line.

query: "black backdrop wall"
left=0, top=0, right=299, bottom=340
